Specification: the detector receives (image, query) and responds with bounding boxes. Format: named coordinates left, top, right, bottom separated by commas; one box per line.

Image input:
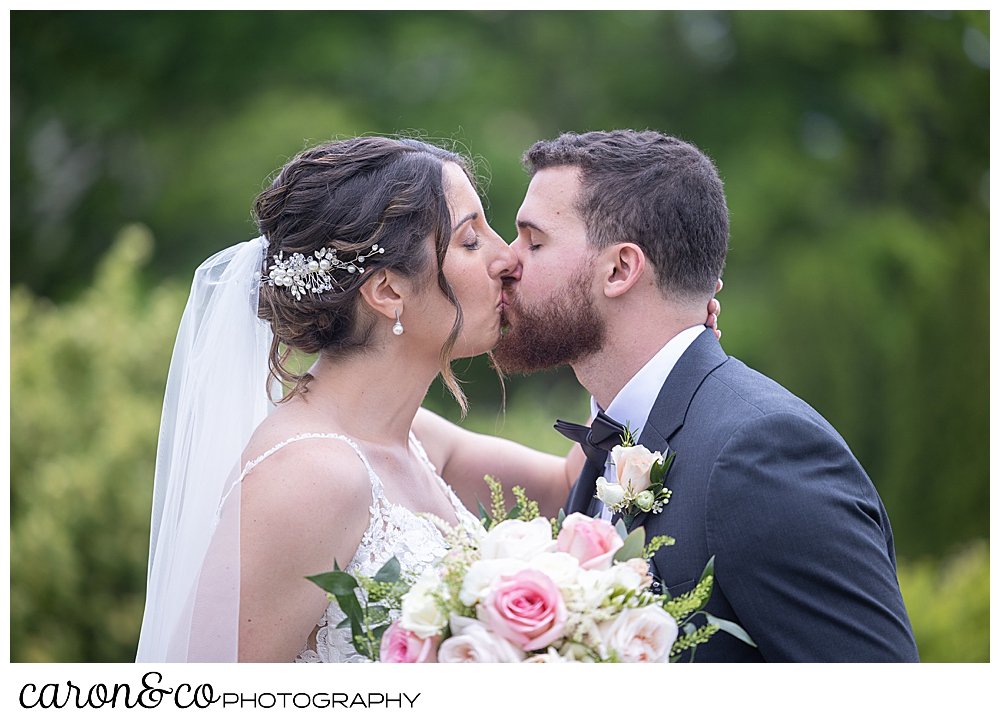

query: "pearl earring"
left=392, top=309, right=404, bottom=336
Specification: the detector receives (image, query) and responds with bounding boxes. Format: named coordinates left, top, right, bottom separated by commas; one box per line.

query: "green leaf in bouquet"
left=703, top=613, right=757, bottom=647
left=371, top=624, right=390, bottom=647
left=684, top=622, right=697, bottom=637
left=622, top=511, right=636, bottom=529
left=335, top=617, right=352, bottom=629
left=374, top=556, right=401, bottom=583
left=306, top=570, right=359, bottom=597
left=504, top=504, right=522, bottom=520
left=556, top=508, right=566, bottom=534
left=476, top=496, right=493, bottom=530
left=692, top=555, right=716, bottom=612
left=613, top=527, right=646, bottom=562
left=334, top=590, right=366, bottom=652
left=614, top=518, right=629, bottom=541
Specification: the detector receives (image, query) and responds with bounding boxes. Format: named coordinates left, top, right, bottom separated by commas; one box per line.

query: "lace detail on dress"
left=240, top=430, right=480, bottom=663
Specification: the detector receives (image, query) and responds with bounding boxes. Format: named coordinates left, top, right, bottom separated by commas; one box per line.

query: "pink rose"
left=380, top=620, right=439, bottom=663
left=557, top=512, right=624, bottom=571
left=480, top=569, right=567, bottom=652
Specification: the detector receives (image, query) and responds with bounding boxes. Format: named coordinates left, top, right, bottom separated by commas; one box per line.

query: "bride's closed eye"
left=461, top=234, right=482, bottom=251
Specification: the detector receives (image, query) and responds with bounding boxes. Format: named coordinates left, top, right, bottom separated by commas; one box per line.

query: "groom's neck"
left=573, top=297, right=706, bottom=411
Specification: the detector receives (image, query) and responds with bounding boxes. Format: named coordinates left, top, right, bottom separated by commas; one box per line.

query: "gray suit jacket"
left=565, top=329, right=919, bottom=662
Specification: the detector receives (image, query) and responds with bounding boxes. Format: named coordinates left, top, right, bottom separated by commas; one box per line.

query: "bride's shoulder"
left=240, top=416, right=373, bottom=521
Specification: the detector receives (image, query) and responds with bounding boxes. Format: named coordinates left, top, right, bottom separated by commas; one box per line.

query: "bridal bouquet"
left=309, top=480, right=753, bottom=663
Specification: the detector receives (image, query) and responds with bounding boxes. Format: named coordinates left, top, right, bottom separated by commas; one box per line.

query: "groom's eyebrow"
left=516, top=220, right=546, bottom=235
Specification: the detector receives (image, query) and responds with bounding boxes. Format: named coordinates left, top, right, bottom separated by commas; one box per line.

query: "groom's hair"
left=523, top=130, right=728, bottom=301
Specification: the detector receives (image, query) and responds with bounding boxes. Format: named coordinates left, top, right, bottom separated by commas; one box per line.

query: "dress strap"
left=408, top=430, right=471, bottom=523
left=217, top=433, right=385, bottom=528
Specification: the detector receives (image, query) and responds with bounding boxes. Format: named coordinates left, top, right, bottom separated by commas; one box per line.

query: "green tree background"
left=10, top=10, right=989, bottom=662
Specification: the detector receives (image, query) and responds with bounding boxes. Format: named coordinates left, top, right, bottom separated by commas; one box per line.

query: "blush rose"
left=610, top=444, right=663, bottom=494
left=557, top=512, right=623, bottom=571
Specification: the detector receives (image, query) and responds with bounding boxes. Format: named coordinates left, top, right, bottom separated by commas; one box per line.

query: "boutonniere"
left=595, top=425, right=674, bottom=528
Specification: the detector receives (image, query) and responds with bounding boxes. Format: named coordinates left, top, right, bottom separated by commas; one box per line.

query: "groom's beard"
left=492, top=268, right=606, bottom=374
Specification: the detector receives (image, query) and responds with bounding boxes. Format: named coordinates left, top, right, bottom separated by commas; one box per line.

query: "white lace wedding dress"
left=237, top=429, right=481, bottom=663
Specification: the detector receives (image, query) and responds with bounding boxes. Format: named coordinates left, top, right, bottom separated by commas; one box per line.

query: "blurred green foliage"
left=10, top=226, right=186, bottom=662
left=10, top=11, right=989, bottom=661
left=897, top=541, right=990, bottom=662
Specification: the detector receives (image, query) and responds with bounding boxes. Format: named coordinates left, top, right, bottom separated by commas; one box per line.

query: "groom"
left=493, top=130, right=919, bottom=662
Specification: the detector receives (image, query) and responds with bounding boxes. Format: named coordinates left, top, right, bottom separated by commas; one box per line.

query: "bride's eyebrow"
left=453, top=212, right=478, bottom=233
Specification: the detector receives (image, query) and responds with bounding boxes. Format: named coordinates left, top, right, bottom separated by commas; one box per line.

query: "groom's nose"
left=503, top=257, right=522, bottom=284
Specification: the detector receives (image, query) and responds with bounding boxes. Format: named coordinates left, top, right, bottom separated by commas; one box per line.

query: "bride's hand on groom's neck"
left=706, top=279, right=722, bottom=339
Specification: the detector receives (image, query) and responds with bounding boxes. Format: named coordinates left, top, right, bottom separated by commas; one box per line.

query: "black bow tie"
left=554, top=411, right=626, bottom=469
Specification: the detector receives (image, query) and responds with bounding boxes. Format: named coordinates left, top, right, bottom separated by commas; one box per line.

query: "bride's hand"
left=706, top=278, right=723, bottom=339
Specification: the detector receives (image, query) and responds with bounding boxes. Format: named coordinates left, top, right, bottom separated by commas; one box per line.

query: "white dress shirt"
left=592, top=324, right=706, bottom=520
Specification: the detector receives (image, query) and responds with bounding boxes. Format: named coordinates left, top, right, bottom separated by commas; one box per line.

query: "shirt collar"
left=590, top=325, right=707, bottom=439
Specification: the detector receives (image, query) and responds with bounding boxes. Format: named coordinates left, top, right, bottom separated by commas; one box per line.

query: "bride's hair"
left=254, top=136, right=471, bottom=410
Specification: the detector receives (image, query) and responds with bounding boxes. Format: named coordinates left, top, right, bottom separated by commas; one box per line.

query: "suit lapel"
left=628, top=328, right=729, bottom=531
left=566, top=458, right=603, bottom=516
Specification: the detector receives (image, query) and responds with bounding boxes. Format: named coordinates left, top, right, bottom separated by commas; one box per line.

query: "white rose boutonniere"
left=595, top=424, right=675, bottom=526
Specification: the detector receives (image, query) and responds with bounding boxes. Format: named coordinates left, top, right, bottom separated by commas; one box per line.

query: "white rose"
left=479, top=517, right=557, bottom=561
left=597, top=606, right=678, bottom=663
left=458, top=557, right=528, bottom=607
left=576, top=568, right=616, bottom=608
left=399, top=568, right=447, bottom=638
left=610, top=444, right=663, bottom=494
left=437, top=614, right=526, bottom=663
left=523, top=649, right=573, bottom=663
left=599, top=562, right=645, bottom=592
left=595, top=476, right=626, bottom=508
left=527, top=552, right=582, bottom=592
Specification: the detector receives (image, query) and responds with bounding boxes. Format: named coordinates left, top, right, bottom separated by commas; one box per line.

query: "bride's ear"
left=359, top=269, right=405, bottom=321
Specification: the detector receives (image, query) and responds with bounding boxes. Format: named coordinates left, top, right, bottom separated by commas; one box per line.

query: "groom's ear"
left=603, top=243, right=647, bottom=299
left=359, top=269, right=404, bottom=320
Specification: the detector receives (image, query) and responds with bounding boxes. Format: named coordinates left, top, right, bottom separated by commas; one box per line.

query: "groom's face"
left=492, top=166, right=606, bottom=373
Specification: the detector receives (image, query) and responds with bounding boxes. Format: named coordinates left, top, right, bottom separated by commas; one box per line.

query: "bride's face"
left=412, top=162, right=515, bottom=359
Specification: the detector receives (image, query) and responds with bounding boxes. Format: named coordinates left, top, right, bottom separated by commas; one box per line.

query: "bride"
left=135, top=136, right=718, bottom=662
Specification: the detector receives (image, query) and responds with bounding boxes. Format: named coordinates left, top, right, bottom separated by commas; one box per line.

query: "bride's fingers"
left=713, top=298, right=721, bottom=317
left=716, top=278, right=723, bottom=293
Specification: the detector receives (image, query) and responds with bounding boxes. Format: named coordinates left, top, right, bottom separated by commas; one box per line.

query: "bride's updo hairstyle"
left=254, top=136, right=470, bottom=409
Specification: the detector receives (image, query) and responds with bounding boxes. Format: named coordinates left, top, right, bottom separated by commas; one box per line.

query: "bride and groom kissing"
left=136, top=129, right=919, bottom=663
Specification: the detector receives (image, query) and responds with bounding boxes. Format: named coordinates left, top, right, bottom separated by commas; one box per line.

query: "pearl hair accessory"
left=264, top=244, right=385, bottom=300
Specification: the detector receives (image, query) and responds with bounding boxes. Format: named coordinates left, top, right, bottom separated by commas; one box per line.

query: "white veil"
left=136, top=236, right=273, bottom=662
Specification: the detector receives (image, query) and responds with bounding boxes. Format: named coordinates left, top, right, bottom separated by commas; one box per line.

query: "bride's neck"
left=296, top=345, right=438, bottom=447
